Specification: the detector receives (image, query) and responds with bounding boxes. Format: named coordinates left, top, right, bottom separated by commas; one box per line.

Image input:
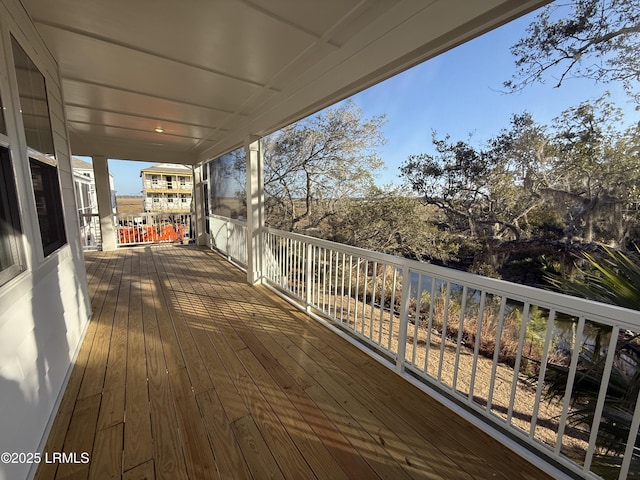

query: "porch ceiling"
left=22, top=0, right=548, bottom=164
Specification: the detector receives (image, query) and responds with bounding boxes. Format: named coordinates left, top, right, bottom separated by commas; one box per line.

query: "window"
left=12, top=36, right=66, bottom=257
left=203, top=182, right=209, bottom=234
left=30, top=157, right=66, bottom=256
left=11, top=37, right=54, bottom=155
left=0, top=146, right=24, bottom=286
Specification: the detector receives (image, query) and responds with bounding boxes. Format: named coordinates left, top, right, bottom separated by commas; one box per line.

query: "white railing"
left=78, top=212, right=101, bottom=250
left=115, top=213, right=192, bottom=246
left=257, top=226, right=640, bottom=480
left=207, top=214, right=247, bottom=266
left=143, top=198, right=192, bottom=212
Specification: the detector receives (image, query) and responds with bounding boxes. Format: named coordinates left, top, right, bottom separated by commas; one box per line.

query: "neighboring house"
left=72, top=157, right=115, bottom=248
left=141, top=163, right=193, bottom=213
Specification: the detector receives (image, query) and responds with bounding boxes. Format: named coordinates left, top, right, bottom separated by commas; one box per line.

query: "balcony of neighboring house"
left=35, top=245, right=555, bottom=480
left=143, top=179, right=194, bottom=194
left=143, top=195, right=193, bottom=214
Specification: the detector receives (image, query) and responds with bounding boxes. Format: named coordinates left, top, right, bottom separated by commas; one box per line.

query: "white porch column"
left=92, top=155, right=116, bottom=251
left=245, top=137, right=264, bottom=284
left=193, top=163, right=207, bottom=246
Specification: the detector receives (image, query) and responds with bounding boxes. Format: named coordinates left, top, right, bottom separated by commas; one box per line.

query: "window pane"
left=0, top=146, right=23, bottom=284
left=30, top=158, right=66, bottom=256
left=11, top=36, right=55, bottom=155
left=207, top=148, right=246, bottom=219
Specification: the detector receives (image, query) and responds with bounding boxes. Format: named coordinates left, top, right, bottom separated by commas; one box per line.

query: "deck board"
left=36, top=245, right=554, bottom=480
left=122, top=252, right=153, bottom=472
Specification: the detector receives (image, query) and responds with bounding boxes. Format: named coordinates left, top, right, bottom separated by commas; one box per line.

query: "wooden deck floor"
left=35, top=245, right=552, bottom=480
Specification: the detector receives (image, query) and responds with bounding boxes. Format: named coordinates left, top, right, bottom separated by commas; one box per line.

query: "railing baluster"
left=424, top=276, right=437, bottom=376
left=305, top=242, right=312, bottom=312
left=388, top=267, right=397, bottom=352
left=328, top=249, right=332, bottom=312
left=555, top=316, right=586, bottom=455
left=333, top=250, right=339, bottom=319
left=370, top=261, right=377, bottom=341
left=411, top=274, right=423, bottom=367
left=396, top=264, right=411, bottom=374
left=619, top=379, right=640, bottom=479
left=507, top=302, right=530, bottom=425
left=297, top=240, right=303, bottom=299
left=486, top=296, right=508, bottom=413
left=529, top=309, right=556, bottom=439
left=469, top=291, right=487, bottom=403
left=285, top=237, right=291, bottom=290
left=347, top=255, right=353, bottom=329
left=226, top=219, right=231, bottom=259
left=322, top=248, right=328, bottom=314
left=280, top=236, right=285, bottom=287
left=378, top=264, right=386, bottom=345
left=340, top=252, right=346, bottom=324
left=354, top=258, right=361, bottom=332
left=437, top=282, right=452, bottom=384
left=583, top=326, right=620, bottom=473
left=452, top=286, right=468, bottom=392
left=361, top=259, right=369, bottom=337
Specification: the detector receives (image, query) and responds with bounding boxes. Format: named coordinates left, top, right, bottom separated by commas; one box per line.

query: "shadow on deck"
left=35, top=245, right=552, bottom=480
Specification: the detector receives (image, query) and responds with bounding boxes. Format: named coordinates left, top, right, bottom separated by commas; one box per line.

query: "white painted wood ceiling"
left=21, top=0, right=548, bottom=164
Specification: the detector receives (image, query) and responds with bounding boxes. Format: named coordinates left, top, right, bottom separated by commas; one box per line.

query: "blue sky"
left=346, top=10, right=639, bottom=184
left=98, top=6, right=639, bottom=195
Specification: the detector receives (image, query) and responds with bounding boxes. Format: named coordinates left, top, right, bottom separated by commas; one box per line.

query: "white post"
left=193, top=164, right=207, bottom=246
left=245, top=137, right=264, bottom=284
left=306, top=243, right=313, bottom=312
left=396, top=263, right=411, bottom=373
left=92, top=155, right=116, bottom=251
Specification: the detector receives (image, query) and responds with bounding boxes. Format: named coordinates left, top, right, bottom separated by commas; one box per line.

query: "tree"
left=262, top=100, right=385, bottom=232
left=505, top=0, right=640, bottom=103
left=400, top=114, right=552, bottom=242
left=400, top=99, right=640, bottom=281
left=546, top=96, right=638, bottom=245
left=330, top=185, right=459, bottom=262
left=400, top=134, right=494, bottom=238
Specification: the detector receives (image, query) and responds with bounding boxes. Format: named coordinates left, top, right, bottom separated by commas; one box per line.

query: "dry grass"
left=116, top=196, right=143, bottom=214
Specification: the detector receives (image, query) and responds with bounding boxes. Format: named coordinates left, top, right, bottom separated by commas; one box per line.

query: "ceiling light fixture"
left=154, top=127, right=164, bottom=133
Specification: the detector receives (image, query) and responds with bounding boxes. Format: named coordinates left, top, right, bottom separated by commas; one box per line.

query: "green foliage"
left=548, top=245, right=640, bottom=311
left=542, top=248, right=640, bottom=477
